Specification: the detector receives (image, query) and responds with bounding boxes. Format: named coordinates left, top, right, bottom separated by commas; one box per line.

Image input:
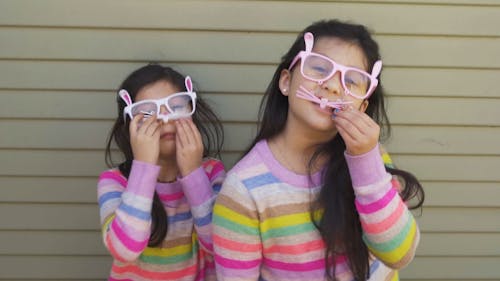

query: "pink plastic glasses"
left=289, top=32, right=382, bottom=100
left=119, top=76, right=197, bottom=122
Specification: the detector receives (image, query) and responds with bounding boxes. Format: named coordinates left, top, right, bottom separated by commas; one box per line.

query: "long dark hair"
left=248, top=20, right=424, bottom=280
left=105, top=64, right=224, bottom=247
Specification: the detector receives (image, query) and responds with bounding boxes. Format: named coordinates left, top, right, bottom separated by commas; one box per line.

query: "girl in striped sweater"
left=213, top=20, right=424, bottom=281
left=98, top=64, right=225, bottom=281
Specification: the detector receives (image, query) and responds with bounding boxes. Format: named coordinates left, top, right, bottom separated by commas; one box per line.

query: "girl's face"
left=280, top=36, right=370, bottom=138
left=135, top=80, right=182, bottom=156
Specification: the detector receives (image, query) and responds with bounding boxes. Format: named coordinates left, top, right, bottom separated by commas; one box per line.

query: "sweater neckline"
left=256, top=139, right=323, bottom=188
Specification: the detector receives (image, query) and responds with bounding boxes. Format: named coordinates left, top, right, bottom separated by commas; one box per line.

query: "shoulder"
left=228, top=140, right=267, bottom=175
left=98, top=168, right=127, bottom=187
left=224, top=141, right=279, bottom=192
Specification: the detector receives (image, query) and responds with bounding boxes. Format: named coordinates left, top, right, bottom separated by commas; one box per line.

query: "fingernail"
left=332, top=108, right=339, bottom=119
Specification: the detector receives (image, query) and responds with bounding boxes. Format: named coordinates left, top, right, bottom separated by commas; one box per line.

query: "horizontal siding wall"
left=0, top=0, right=499, bottom=280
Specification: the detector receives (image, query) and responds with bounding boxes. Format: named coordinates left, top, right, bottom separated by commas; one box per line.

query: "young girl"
left=213, top=20, right=424, bottom=281
left=98, top=64, right=225, bottom=281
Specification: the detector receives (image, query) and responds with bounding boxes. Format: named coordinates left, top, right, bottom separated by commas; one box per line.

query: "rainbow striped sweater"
left=213, top=140, right=419, bottom=281
left=97, top=158, right=225, bottom=281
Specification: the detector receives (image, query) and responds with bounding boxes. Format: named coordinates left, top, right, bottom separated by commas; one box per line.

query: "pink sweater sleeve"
left=180, top=158, right=225, bottom=253
left=345, top=144, right=420, bottom=269
left=97, top=160, right=160, bottom=262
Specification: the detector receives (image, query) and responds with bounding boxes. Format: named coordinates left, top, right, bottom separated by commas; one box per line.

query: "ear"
left=359, top=99, right=369, bottom=113
left=118, top=89, right=132, bottom=106
left=279, top=69, right=291, bottom=96
left=185, top=76, right=193, bottom=92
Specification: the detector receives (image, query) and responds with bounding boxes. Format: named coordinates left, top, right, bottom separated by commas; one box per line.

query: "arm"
left=345, top=144, right=420, bottom=269
left=213, top=173, right=262, bottom=281
left=180, top=158, right=226, bottom=253
left=97, top=160, right=159, bottom=262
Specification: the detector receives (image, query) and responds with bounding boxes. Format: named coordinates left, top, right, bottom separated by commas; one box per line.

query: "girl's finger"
left=335, top=121, right=354, bottom=144
left=183, top=118, right=200, bottom=144
left=337, top=109, right=371, bottom=129
left=144, top=116, right=160, bottom=136
left=129, top=114, right=142, bottom=137
left=175, top=120, right=188, bottom=147
left=137, top=114, right=153, bottom=134
left=187, top=119, right=203, bottom=147
left=334, top=114, right=363, bottom=141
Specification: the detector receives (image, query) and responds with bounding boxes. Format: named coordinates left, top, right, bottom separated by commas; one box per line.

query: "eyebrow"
left=313, top=50, right=369, bottom=71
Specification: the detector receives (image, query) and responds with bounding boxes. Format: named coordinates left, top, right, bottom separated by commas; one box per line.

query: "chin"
left=159, top=143, right=176, bottom=156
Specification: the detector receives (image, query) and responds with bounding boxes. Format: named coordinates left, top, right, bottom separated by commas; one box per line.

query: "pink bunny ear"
left=304, top=32, right=314, bottom=52
left=185, top=76, right=193, bottom=92
left=118, top=89, right=132, bottom=106
left=372, top=60, right=383, bottom=77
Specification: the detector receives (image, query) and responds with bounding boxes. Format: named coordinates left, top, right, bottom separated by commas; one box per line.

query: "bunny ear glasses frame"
left=118, top=76, right=197, bottom=122
left=289, top=32, right=383, bottom=100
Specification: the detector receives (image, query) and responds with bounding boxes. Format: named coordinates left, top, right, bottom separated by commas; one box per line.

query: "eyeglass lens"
left=130, top=95, right=194, bottom=118
left=303, top=55, right=371, bottom=98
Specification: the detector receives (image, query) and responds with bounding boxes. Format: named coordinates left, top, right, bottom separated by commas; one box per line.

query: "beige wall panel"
left=0, top=120, right=111, bottom=149
left=2, top=28, right=499, bottom=68
left=379, top=36, right=500, bottom=68
left=386, top=126, right=500, bottom=155
left=1, top=0, right=499, bottom=36
left=0, top=176, right=96, bottom=203
left=0, top=28, right=292, bottom=64
left=0, top=230, right=105, bottom=255
left=387, top=97, right=500, bottom=126
left=0, top=61, right=273, bottom=93
left=384, top=68, right=499, bottom=97
left=401, top=257, right=500, bottom=279
left=417, top=232, right=500, bottom=256
left=392, top=155, right=500, bottom=181
left=0, top=256, right=110, bottom=279
left=1, top=63, right=498, bottom=97
left=422, top=182, right=500, bottom=207
left=0, top=203, right=99, bottom=230
left=0, top=91, right=117, bottom=119
left=414, top=207, right=500, bottom=232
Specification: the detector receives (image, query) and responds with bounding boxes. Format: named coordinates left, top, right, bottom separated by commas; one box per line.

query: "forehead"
left=136, top=80, right=181, bottom=101
left=312, top=37, right=368, bottom=71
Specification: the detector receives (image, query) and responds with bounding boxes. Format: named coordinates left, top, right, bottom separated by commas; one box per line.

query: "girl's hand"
left=334, top=107, right=380, bottom=156
left=129, top=114, right=161, bottom=164
left=175, top=118, right=203, bottom=177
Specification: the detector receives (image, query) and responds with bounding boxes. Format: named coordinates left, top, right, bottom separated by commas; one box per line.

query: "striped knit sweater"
left=213, top=140, right=419, bottom=281
left=97, top=158, right=225, bottom=281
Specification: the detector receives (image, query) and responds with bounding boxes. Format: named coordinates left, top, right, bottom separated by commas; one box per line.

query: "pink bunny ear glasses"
left=118, top=76, right=197, bottom=122
left=289, top=32, right=382, bottom=103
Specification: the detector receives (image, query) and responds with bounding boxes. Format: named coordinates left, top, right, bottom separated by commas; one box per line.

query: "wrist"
left=134, top=154, right=158, bottom=165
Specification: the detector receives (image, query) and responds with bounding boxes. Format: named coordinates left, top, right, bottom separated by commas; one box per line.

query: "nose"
left=159, top=104, right=169, bottom=114
left=158, top=105, right=171, bottom=123
left=320, top=71, right=345, bottom=98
